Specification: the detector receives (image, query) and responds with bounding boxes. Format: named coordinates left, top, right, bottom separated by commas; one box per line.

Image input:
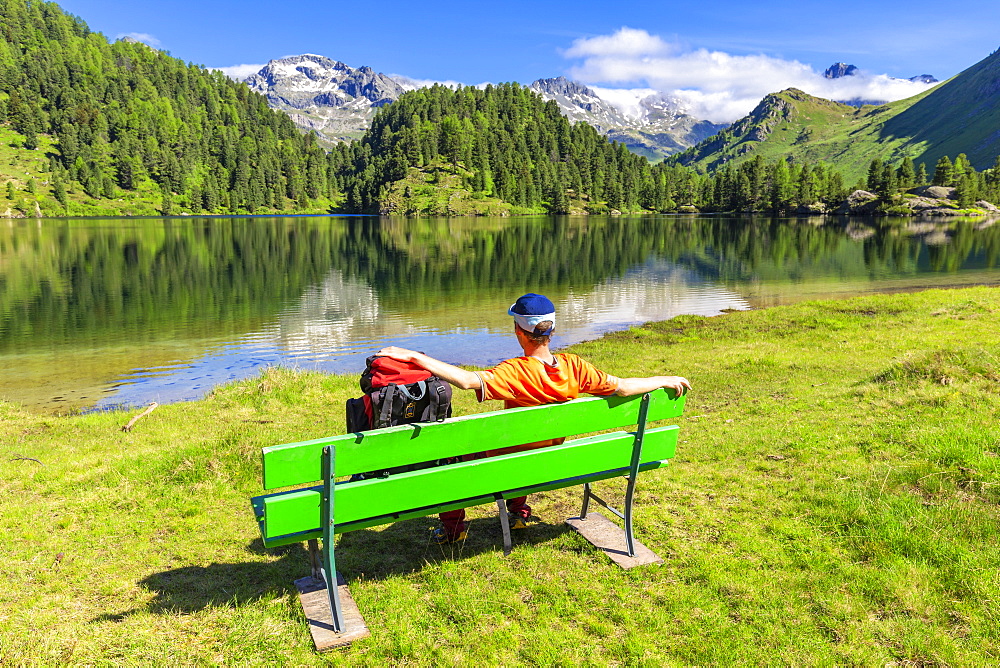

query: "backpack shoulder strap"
left=376, top=384, right=396, bottom=429
left=427, top=377, right=450, bottom=422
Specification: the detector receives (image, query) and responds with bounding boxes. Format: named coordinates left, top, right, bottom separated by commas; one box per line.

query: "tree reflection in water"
left=1, top=215, right=998, bottom=412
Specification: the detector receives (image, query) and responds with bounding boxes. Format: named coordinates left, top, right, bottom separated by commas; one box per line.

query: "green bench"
left=250, top=388, right=685, bottom=649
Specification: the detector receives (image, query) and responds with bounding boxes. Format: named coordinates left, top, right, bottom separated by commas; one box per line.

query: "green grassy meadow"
left=1, top=287, right=998, bottom=664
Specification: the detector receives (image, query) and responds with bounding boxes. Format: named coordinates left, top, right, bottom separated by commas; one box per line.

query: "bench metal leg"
left=564, top=393, right=663, bottom=568
left=623, top=393, right=651, bottom=558
left=581, top=486, right=625, bottom=522
left=495, top=494, right=512, bottom=556
left=321, top=446, right=345, bottom=634
left=580, top=482, right=592, bottom=519
left=623, top=476, right=638, bottom=558
left=572, top=394, right=650, bottom=558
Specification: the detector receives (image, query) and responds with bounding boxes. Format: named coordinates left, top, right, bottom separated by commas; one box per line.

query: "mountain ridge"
left=244, top=54, right=947, bottom=165
left=674, top=47, right=1000, bottom=181
left=243, top=57, right=728, bottom=158
left=0, top=0, right=993, bottom=219
left=528, top=76, right=727, bottom=160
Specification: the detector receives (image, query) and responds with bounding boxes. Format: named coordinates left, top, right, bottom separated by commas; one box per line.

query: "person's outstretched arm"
left=614, top=375, right=691, bottom=397
left=376, top=346, right=482, bottom=391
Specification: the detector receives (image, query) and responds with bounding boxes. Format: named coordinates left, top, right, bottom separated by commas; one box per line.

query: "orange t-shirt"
left=475, top=353, right=620, bottom=408
left=473, top=353, right=620, bottom=455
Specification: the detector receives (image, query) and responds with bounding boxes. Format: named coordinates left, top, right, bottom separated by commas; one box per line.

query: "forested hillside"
left=327, top=83, right=657, bottom=214
left=327, top=82, right=849, bottom=216
left=327, top=82, right=1000, bottom=216
left=0, top=0, right=335, bottom=215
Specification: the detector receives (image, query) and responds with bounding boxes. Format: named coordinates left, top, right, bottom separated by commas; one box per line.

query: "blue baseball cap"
left=508, top=293, right=556, bottom=335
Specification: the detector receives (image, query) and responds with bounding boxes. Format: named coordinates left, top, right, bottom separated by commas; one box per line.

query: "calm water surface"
left=2, top=214, right=999, bottom=413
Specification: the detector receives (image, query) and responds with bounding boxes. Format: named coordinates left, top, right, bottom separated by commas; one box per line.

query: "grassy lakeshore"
left=2, top=287, right=999, bottom=664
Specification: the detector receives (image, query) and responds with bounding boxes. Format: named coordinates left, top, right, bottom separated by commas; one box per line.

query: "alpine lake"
left=3, top=213, right=999, bottom=414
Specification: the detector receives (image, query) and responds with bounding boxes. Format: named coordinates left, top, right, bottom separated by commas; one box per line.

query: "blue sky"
left=56, top=0, right=1000, bottom=121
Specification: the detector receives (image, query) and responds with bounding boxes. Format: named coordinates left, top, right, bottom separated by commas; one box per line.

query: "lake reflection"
left=1, top=215, right=998, bottom=413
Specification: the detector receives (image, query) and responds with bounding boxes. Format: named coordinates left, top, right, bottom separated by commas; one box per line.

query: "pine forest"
left=0, top=0, right=998, bottom=217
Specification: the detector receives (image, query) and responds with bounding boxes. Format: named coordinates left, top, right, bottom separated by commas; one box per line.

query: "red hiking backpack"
left=345, top=354, right=453, bottom=479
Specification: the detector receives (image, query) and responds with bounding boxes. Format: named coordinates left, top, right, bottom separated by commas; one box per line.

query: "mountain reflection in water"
left=1, top=215, right=997, bottom=413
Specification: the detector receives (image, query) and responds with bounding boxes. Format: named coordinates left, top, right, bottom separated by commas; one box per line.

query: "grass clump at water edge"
left=1, top=287, right=999, bottom=664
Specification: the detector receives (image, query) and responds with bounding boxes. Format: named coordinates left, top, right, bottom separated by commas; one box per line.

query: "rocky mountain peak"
left=824, top=62, right=859, bottom=79
left=530, top=76, right=628, bottom=131
left=821, top=61, right=938, bottom=107
left=245, top=54, right=403, bottom=105
left=117, top=35, right=158, bottom=51
left=531, top=76, right=599, bottom=98
left=824, top=60, right=938, bottom=86
left=244, top=54, right=407, bottom=143
left=529, top=76, right=728, bottom=159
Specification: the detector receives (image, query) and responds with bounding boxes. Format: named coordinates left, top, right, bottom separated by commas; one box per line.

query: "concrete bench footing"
left=294, top=573, right=370, bottom=651
left=565, top=512, right=664, bottom=569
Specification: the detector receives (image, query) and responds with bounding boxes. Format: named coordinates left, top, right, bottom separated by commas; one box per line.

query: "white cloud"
left=212, top=64, right=267, bottom=80
left=389, top=74, right=466, bottom=91
left=587, top=86, right=658, bottom=119
left=808, top=71, right=933, bottom=106
left=389, top=75, right=497, bottom=91
left=564, top=27, right=674, bottom=59
left=117, top=32, right=161, bottom=48
left=563, top=27, right=937, bottom=123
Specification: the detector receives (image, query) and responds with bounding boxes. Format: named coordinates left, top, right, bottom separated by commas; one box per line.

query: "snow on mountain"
left=244, top=54, right=406, bottom=144
left=531, top=77, right=728, bottom=160
left=246, top=57, right=728, bottom=157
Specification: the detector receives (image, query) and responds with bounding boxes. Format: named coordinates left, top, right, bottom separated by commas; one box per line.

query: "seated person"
left=377, top=292, right=691, bottom=543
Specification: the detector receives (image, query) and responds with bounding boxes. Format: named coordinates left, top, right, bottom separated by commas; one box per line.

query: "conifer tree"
left=985, top=155, right=1000, bottom=203
left=916, top=162, right=928, bottom=187
left=932, top=156, right=954, bottom=186
left=867, top=158, right=884, bottom=193
left=880, top=163, right=897, bottom=200
left=955, top=171, right=977, bottom=207
left=52, top=178, right=66, bottom=206
left=953, top=153, right=972, bottom=182
left=896, top=157, right=916, bottom=191
left=797, top=165, right=816, bottom=205
left=769, top=159, right=793, bottom=212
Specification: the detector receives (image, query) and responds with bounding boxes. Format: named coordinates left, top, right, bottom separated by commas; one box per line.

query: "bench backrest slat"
left=260, top=425, right=678, bottom=541
left=258, top=459, right=668, bottom=547
left=262, top=389, right=684, bottom=490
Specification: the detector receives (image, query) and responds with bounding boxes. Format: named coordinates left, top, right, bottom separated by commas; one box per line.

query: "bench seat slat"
left=261, top=389, right=684, bottom=489
left=256, top=425, right=678, bottom=543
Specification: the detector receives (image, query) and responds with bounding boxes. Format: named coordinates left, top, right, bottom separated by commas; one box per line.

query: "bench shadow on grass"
left=335, top=510, right=572, bottom=579
left=91, top=512, right=572, bottom=621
